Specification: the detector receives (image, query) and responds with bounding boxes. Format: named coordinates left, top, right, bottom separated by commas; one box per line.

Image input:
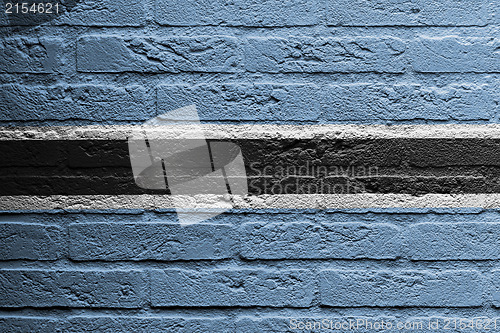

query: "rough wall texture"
left=1, top=0, right=500, bottom=332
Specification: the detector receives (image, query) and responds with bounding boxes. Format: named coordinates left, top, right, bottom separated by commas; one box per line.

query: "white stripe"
left=3, top=124, right=500, bottom=140
left=1, top=194, right=500, bottom=210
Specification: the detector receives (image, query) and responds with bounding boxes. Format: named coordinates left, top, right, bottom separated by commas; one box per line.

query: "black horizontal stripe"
left=2, top=138, right=500, bottom=195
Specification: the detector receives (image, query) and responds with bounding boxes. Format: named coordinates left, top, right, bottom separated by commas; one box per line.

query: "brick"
left=320, top=270, right=484, bottom=307
left=55, top=0, right=146, bottom=26
left=0, top=223, right=64, bottom=260
left=327, top=0, right=488, bottom=26
left=0, top=141, right=66, bottom=167
left=66, top=317, right=233, bottom=332
left=0, top=6, right=10, bottom=25
left=496, top=2, right=500, bottom=24
left=245, top=37, right=406, bottom=73
left=240, top=222, right=400, bottom=259
left=0, top=38, right=65, bottom=73
left=406, top=223, right=500, bottom=260
left=77, top=36, right=242, bottom=73
left=243, top=139, right=406, bottom=168
left=69, top=223, right=237, bottom=260
left=0, top=175, right=146, bottom=196
left=151, top=269, right=314, bottom=307
left=0, top=270, right=146, bottom=308
left=0, top=84, right=153, bottom=122
left=492, top=270, right=500, bottom=307
left=0, top=139, right=130, bottom=174
left=67, top=141, right=131, bottom=168
left=157, top=84, right=321, bottom=121
left=237, top=317, right=293, bottom=332
left=406, top=140, right=500, bottom=167
left=155, top=0, right=318, bottom=26
left=410, top=37, right=500, bottom=73
left=0, top=317, right=61, bottom=333
left=323, top=84, right=494, bottom=121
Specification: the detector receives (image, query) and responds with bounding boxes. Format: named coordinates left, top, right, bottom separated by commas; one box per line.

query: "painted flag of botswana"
left=2, top=121, right=500, bottom=211
left=3, top=0, right=500, bottom=331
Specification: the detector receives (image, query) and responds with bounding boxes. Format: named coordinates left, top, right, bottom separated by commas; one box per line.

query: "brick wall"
left=1, top=0, right=500, bottom=331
